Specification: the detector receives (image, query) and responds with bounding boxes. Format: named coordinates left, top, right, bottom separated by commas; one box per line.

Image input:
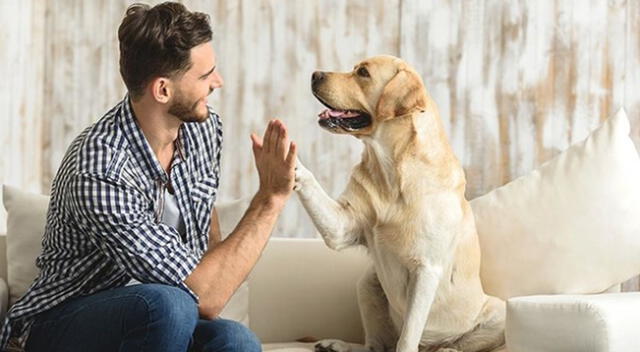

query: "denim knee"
left=133, top=284, right=198, bottom=338
left=197, top=319, right=262, bottom=352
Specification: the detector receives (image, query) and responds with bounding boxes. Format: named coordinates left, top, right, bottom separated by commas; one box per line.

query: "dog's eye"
left=356, top=67, right=370, bottom=78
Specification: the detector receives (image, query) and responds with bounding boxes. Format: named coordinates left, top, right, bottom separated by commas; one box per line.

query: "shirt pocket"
left=190, top=177, right=217, bottom=235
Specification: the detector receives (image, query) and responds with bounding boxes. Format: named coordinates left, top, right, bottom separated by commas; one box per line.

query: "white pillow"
left=2, top=185, right=250, bottom=326
left=471, top=109, right=640, bottom=300
left=2, top=184, right=48, bottom=306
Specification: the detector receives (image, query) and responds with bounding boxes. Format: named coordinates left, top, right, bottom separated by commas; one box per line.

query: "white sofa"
left=3, top=109, right=640, bottom=351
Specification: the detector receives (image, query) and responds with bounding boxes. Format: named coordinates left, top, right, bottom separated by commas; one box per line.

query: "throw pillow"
left=2, top=185, right=48, bottom=305
left=471, top=109, right=640, bottom=299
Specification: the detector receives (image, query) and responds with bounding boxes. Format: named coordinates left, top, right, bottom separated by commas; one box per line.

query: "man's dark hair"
left=118, top=2, right=212, bottom=100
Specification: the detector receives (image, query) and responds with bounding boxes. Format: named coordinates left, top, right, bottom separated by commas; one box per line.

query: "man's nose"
left=211, top=71, right=224, bottom=90
left=311, top=71, right=325, bottom=89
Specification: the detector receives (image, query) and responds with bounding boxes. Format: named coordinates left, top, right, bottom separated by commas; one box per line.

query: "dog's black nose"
left=311, top=71, right=325, bottom=85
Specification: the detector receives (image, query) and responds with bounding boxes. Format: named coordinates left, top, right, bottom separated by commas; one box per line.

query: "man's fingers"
left=251, top=133, right=263, bottom=150
left=263, top=120, right=274, bottom=153
left=286, top=141, right=297, bottom=167
left=275, top=122, right=289, bottom=159
left=250, top=133, right=263, bottom=147
left=268, top=120, right=280, bottom=154
left=274, top=122, right=283, bottom=157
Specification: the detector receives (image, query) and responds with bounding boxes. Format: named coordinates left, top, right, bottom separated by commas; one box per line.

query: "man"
left=0, top=2, right=296, bottom=351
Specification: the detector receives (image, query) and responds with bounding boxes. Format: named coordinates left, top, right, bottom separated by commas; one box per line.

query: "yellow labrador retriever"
left=295, top=56, right=505, bottom=352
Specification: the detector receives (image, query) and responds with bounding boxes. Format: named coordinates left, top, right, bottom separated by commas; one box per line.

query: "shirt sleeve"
left=67, top=172, right=200, bottom=301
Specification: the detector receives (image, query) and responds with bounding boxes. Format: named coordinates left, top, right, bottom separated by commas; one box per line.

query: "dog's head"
left=311, top=55, right=428, bottom=136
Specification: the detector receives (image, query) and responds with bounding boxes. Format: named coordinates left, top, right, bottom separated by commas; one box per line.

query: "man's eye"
left=357, top=67, right=370, bottom=78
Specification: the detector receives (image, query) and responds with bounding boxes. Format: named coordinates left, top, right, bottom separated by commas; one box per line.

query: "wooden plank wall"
left=2, top=0, right=640, bottom=289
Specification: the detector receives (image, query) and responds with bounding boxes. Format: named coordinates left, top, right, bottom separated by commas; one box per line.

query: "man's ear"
left=375, top=68, right=428, bottom=120
left=150, top=77, right=171, bottom=104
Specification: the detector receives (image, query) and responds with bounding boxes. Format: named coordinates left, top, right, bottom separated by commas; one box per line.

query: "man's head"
left=118, top=2, right=223, bottom=122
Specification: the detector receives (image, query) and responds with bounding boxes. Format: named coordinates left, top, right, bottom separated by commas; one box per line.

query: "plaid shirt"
left=0, top=96, right=223, bottom=350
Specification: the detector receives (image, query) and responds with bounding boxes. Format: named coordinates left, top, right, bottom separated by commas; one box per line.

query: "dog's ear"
left=375, top=68, right=428, bottom=120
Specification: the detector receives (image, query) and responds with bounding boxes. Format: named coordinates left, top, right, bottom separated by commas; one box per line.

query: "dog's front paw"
left=365, top=340, right=395, bottom=352
left=314, top=339, right=352, bottom=352
left=294, top=158, right=314, bottom=191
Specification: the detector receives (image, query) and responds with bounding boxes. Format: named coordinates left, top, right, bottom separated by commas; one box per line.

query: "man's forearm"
left=185, top=191, right=285, bottom=319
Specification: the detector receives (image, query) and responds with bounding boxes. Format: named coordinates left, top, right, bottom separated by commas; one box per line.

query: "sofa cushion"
left=471, top=109, right=640, bottom=300
left=1, top=185, right=249, bottom=325
left=2, top=185, right=48, bottom=306
left=506, top=292, right=640, bottom=352
left=248, top=238, right=369, bottom=344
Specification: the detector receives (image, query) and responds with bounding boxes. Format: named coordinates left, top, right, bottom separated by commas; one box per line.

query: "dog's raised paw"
left=314, top=339, right=352, bottom=352
left=294, top=158, right=314, bottom=191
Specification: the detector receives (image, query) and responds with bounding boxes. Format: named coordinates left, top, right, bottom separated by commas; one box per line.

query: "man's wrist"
left=253, top=189, right=288, bottom=211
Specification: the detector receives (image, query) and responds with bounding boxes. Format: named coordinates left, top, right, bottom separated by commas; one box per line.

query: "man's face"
left=168, top=41, right=223, bottom=122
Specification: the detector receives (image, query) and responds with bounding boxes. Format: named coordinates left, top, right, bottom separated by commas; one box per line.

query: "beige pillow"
left=2, top=184, right=48, bottom=305
left=471, top=109, right=640, bottom=300
left=2, top=185, right=250, bottom=326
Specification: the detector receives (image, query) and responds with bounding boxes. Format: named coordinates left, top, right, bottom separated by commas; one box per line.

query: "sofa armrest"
left=248, top=238, right=369, bottom=344
left=0, top=277, right=8, bottom=322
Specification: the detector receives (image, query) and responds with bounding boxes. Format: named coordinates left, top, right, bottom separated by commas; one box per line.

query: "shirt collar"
left=119, top=94, right=189, bottom=183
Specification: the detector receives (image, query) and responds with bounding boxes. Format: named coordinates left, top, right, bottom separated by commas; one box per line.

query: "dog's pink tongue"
left=318, top=109, right=331, bottom=119
left=318, top=109, right=360, bottom=119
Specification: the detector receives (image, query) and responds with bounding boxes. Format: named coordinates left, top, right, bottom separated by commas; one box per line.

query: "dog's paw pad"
left=314, top=339, right=352, bottom=352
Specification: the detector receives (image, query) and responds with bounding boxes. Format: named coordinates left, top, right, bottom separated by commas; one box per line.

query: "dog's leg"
left=449, top=296, right=505, bottom=352
left=358, top=266, right=398, bottom=352
left=295, top=159, right=361, bottom=250
left=396, top=266, right=443, bottom=352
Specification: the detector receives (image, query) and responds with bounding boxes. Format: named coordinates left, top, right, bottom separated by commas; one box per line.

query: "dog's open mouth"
left=314, top=95, right=372, bottom=131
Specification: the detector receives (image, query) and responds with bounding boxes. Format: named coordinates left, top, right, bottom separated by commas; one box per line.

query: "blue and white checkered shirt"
left=0, top=96, right=223, bottom=350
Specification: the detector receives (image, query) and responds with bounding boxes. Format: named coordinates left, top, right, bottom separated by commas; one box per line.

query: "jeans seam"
left=119, top=293, right=152, bottom=352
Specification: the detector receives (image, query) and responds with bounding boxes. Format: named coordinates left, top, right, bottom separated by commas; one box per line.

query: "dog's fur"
left=295, top=56, right=505, bottom=352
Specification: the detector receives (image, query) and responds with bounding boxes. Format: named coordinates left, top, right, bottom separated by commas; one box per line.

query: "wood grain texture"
left=0, top=0, right=46, bottom=233
left=2, top=0, right=640, bottom=289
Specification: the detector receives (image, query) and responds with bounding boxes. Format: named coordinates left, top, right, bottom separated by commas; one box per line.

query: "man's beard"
left=168, top=90, right=208, bottom=123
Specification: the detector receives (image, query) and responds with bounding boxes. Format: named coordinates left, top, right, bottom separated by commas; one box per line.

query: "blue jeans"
left=24, top=284, right=261, bottom=352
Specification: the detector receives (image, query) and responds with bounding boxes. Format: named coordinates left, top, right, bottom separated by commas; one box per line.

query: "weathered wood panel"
left=401, top=0, right=640, bottom=198
left=41, top=0, right=131, bottom=192
left=2, top=0, right=640, bottom=288
left=0, top=0, right=46, bottom=233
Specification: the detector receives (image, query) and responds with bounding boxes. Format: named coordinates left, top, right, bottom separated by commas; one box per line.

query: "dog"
left=294, top=55, right=505, bottom=352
